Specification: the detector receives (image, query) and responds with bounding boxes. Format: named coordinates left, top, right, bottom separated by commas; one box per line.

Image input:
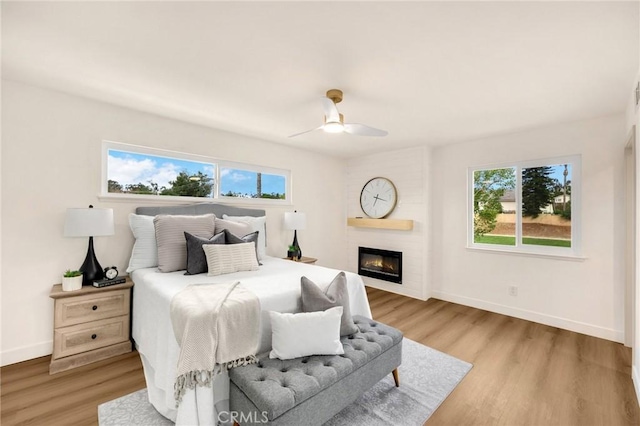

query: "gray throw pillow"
left=223, top=229, right=261, bottom=265
left=301, top=272, right=359, bottom=336
left=184, top=231, right=225, bottom=275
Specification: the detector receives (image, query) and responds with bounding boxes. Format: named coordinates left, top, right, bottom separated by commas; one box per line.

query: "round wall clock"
left=359, top=177, right=398, bottom=219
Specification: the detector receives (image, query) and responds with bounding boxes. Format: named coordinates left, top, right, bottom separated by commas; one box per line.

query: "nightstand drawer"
left=54, top=289, right=130, bottom=327
left=53, top=315, right=129, bottom=359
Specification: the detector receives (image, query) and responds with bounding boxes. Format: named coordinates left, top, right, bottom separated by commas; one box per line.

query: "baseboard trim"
left=431, top=290, right=623, bottom=343
left=633, top=365, right=640, bottom=408
left=1, top=340, right=52, bottom=367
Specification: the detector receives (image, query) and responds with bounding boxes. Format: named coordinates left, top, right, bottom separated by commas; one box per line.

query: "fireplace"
left=358, top=247, right=402, bottom=284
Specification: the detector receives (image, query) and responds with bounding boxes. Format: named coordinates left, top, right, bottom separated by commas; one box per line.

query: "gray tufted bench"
left=229, top=316, right=403, bottom=426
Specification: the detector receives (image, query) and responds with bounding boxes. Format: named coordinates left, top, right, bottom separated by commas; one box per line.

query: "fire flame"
left=362, top=258, right=396, bottom=272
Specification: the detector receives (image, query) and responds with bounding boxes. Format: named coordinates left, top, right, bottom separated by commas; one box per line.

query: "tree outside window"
left=473, top=168, right=516, bottom=244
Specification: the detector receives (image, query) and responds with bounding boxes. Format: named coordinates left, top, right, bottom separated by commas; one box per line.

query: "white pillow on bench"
left=269, top=307, right=344, bottom=360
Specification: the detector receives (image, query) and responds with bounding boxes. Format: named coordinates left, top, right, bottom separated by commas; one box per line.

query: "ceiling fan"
left=289, top=89, right=388, bottom=138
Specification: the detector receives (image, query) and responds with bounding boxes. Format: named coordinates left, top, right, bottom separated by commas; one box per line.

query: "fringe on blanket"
left=174, top=355, right=258, bottom=406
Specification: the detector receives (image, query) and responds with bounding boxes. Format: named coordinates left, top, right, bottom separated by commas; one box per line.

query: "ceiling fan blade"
left=321, top=97, right=340, bottom=122
left=344, top=123, right=388, bottom=137
left=288, top=126, right=323, bottom=138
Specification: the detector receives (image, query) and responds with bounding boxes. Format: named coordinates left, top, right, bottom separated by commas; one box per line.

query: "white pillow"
left=126, top=214, right=157, bottom=273
left=269, top=307, right=344, bottom=360
left=204, top=242, right=259, bottom=276
left=214, top=218, right=253, bottom=238
left=222, top=215, right=266, bottom=260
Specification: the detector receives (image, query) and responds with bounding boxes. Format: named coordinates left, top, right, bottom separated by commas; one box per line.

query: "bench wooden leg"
left=392, top=368, right=399, bottom=387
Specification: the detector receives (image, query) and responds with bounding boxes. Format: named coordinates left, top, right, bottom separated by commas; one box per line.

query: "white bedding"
left=132, top=256, right=372, bottom=424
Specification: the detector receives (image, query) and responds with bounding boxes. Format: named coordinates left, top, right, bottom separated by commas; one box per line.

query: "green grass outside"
left=474, top=235, right=571, bottom=248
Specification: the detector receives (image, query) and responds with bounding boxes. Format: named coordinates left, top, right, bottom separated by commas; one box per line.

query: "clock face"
left=105, top=267, right=118, bottom=280
left=360, top=177, right=397, bottom=219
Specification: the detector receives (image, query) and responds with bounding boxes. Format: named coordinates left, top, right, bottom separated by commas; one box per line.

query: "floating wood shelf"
left=347, top=217, right=414, bottom=231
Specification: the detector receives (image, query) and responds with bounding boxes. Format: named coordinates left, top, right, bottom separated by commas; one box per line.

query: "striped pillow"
left=154, top=214, right=216, bottom=273
left=126, top=213, right=158, bottom=273
left=204, top=242, right=259, bottom=276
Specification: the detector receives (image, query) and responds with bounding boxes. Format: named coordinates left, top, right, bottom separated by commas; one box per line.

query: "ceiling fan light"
left=323, top=121, right=344, bottom=134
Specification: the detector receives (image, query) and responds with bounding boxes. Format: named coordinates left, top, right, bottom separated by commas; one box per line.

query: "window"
left=102, top=141, right=291, bottom=204
left=220, top=166, right=287, bottom=200
left=468, top=156, right=581, bottom=257
left=473, top=167, right=517, bottom=246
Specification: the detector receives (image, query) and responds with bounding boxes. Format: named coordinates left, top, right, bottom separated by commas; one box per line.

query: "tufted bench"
left=229, top=316, right=403, bottom=426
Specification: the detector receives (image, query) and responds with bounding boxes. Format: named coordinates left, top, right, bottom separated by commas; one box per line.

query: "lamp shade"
left=64, top=208, right=114, bottom=237
left=284, top=211, right=306, bottom=231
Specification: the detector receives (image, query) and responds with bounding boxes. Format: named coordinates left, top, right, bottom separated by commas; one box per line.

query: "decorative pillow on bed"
left=184, top=231, right=225, bottom=275
left=203, top=242, right=259, bottom=276
left=221, top=215, right=266, bottom=260
left=154, top=214, right=216, bottom=273
left=269, top=307, right=344, bottom=360
left=301, top=272, right=359, bottom=336
left=126, top=213, right=158, bottom=273
left=214, top=218, right=253, bottom=239
left=223, top=229, right=261, bottom=265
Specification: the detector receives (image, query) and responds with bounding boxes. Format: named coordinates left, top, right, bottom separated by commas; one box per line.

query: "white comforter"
left=132, top=257, right=372, bottom=425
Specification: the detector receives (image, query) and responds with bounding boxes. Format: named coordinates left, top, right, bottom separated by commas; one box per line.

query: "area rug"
left=98, top=338, right=472, bottom=426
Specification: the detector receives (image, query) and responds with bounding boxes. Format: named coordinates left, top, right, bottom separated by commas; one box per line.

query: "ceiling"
left=2, top=1, right=638, bottom=158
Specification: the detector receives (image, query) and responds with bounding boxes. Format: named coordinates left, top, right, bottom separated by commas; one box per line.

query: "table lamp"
left=284, top=211, right=306, bottom=260
left=64, top=205, right=114, bottom=286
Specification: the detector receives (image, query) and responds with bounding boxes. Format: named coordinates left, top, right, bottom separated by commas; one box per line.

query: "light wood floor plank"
left=1, top=351, right=144, bottom=426
left=1, top=287, right=638, bottom=425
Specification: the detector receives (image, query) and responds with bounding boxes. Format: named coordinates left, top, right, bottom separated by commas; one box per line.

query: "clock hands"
left=373, top=194, right=387, bottom=206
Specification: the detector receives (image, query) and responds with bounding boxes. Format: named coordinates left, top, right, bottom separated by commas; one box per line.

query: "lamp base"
left=79, top=236, right=104, bottom=286
left=291, top=231, right=302, bottom=260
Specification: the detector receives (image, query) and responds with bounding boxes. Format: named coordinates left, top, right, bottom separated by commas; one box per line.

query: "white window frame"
left=100, top=140, right=292, bottom=205
left=467, top=155, right=582, bottom=259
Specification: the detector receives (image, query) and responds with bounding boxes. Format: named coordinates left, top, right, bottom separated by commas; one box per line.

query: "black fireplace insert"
left=358, top=246, right=402, bottom=284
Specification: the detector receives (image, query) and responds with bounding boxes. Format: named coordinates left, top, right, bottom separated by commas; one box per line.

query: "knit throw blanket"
left=170, top=281, right=260, bottom=406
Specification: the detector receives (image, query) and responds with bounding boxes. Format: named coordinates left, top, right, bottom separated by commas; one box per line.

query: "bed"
left=130, top=203, right=372, bottom=425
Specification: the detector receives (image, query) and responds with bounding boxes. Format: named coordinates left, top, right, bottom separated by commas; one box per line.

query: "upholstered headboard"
left=136, top=202, right=265, bottom=218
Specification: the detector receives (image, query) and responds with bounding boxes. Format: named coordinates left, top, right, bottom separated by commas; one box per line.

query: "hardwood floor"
left=367, top=287, right=639, bottom=425
left=1, top=288, right=638, bottom=425
left=1, top=351, right=145, bottom=425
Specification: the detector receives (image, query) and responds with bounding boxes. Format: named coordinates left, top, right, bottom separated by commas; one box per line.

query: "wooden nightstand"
left=283, top=256, right=318, bottom=265
left=49, top=279, right=133, bottom=374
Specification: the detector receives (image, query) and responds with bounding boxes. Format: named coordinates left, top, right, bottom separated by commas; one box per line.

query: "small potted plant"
left=287, top=245, right=298, bottom=260
left=62, top=270, right=83, bottom=292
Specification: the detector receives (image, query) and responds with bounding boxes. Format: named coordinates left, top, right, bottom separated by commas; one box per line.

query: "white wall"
left=634, top=7, right=640, bottom=405
left=346, top=146, right=430, bottom=300
left=431, top=115, right=627, bottom=342
left=624, top=69, right=640, bottom=406
left=0, top=80, right=347, bottom=366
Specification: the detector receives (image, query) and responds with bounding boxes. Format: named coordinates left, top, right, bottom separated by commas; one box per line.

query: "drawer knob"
left=92, top=305, right=98, bottom=311
left=91, top=334, right=97, bottom=340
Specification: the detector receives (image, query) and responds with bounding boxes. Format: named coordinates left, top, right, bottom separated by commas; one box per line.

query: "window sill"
left=97, top=193, right=292, bottom=207
left=466, top=245, right=586, bottom=262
